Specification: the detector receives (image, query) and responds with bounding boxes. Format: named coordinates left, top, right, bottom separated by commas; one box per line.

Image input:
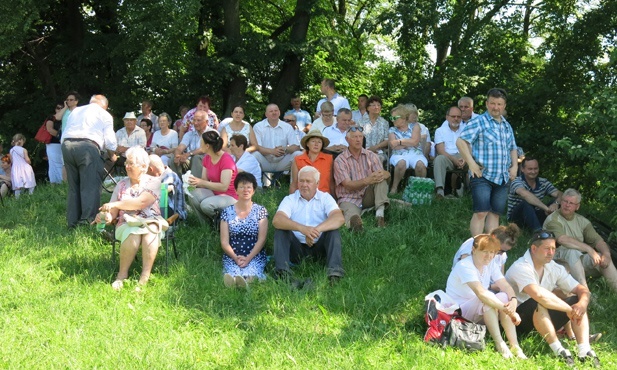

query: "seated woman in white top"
left=151, top=112, right=179, bottom=166
left=220, top=105, right=257, bottom=154
left=446, top=234, right=526, bottom=359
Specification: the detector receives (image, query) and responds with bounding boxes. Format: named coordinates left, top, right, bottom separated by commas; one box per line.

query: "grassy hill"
left=0, top=183, right=615, bottom=369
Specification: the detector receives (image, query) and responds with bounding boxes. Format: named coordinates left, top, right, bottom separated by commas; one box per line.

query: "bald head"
left=147, top=154, right=165, bottom=176
left=90, top=94, right=108, bottom=110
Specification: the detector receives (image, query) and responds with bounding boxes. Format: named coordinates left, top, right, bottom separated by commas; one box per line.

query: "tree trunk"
left=269, top=0, right=316, bottom=112
left=221, top=0, right=246, bottom=116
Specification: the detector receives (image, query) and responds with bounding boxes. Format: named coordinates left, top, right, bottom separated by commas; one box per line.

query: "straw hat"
left=123, top=112, right=137, bottom=120
left=301, top=129, right=330, bottom=151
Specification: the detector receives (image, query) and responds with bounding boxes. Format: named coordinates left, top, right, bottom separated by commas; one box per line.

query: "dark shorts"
left=516, top=295, right=579, bottom=336
left=470, top=177, right=509, bottom=214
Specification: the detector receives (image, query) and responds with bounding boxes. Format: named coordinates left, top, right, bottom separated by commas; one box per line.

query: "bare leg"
left=571, top=313, right=590, bottom=345
left=139, top=232, right=160, bottom=285
left=484, top=308, right=511, bottom=358
left=390, top=160, right=406, bottom=194
left=116, top=234, right=140, bottom=280
left=485, top=212, right=500, bottom=234
left=600, top=261, right=617, bottom=293
left=470, top=211, right=488, bottom=236
left=533, top=305, right=558, bottom=344
left=414, top=162, right=427, bottom=178
left=500, top=310, right=526, bottom=358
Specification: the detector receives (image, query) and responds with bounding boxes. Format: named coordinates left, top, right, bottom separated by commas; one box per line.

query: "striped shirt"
left=333, top=148, right=383, bottom=206
left=459, top=111, right=517, bottom=185
left=507, top=174, right=558, bottom=218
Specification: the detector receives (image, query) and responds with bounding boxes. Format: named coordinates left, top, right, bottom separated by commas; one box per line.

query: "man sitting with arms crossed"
left=334, top=126, right=390, bottom=231
left=170, top=110, right=212, bottom=177
left=505, top=230, right=599, bottom=366
left=507, top=156, right=562, bottom=231
left=544, top=188, right=617, bottom=292
left=272, top=166, right=345, bottom=285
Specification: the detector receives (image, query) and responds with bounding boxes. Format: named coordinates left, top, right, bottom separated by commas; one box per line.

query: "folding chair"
left=262, top=171, right=285, bottom=189
left=108, top=183, right=180, bottom=274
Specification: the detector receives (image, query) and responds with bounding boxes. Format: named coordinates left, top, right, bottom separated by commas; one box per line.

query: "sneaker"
left=349, top=215, right=363, bottom=232
left=579, top=350, right=600, bottom=368
left=589, top=333, right=602, bottom=343
left=558, top=349, right=575, bottom=367
left=235, top=275, right=248, bottom=289
left=223, top=273, right=235, bottom=288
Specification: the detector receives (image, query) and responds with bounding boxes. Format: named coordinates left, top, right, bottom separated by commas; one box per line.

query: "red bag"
left=34, top=121, right=52, bottom=144
left=424, top=290, right=461, bottom=343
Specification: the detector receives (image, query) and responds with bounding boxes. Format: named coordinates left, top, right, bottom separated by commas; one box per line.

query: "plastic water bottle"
left=96, top=211, right=107, bottom=232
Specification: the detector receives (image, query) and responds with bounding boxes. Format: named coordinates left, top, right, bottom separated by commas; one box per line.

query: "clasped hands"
left=301, top=225, right=321, bottom=247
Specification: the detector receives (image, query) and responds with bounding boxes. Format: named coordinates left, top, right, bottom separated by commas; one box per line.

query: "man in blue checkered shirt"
left=456, top=88, right=518, bottom=236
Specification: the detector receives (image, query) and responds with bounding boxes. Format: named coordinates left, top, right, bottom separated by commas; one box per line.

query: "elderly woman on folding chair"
left=95, top=146, right=164, bottom=291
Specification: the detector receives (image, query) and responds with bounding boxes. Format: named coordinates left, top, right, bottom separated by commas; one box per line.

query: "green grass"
left=0, top=184, right=616, bottom=369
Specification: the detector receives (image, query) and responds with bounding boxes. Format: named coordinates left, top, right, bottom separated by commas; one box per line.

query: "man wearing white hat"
left=115, top=112, right=146, bottom=162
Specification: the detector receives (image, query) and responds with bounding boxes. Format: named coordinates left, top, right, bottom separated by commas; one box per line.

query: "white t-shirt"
left=235, top=151, right=262, bottom=188
left=310, top=117, right=337, bottom=133
left=446, top=255, right=504, bottom=306
left=151, top=130, right=179, bottom=150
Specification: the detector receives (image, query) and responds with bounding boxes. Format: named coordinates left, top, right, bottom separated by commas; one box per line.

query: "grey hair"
left=320, top=101, right=334, bottom=113
left=563, top=188, right=582, bottom=203
left=458, top=96, right=474, bottom=106
left=126, top=146, right=150, bottom=172
left=298, top=165, right=320, bottom=183
left=158, top=112, right=172, bottom=124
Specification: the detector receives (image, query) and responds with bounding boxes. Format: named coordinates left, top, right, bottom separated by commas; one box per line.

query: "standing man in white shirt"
left=314, top=79, right=350, bottom=118
left=61, top=94, right=117, bottom=228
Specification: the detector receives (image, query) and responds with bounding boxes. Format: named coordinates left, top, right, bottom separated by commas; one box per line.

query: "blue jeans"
left=508, top=200, right=547, bottom=231
left=470, top=177, right=509, bottom=215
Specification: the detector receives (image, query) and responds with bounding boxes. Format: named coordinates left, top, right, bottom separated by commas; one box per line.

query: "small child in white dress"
left=10, top=133, right=36, bottom=198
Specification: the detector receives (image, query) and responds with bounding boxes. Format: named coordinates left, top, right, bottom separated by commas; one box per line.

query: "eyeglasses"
left=66, top=98, right=76, bottom=101
left=125, top=161, right=137, bottom=167
left=284, top=119, right=296, bottom=122
left=531, top=230, right=555, bottom=243
left=561, top=200, right=579, bottom=206
left=448, top=115, right=462, bottom=119
left=347, top=126, right=364, bottom=133
left=390, top=115, right=402, bottom=121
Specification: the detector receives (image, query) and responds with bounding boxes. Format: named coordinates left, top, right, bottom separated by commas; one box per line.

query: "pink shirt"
left=202, top=152, right=238, bottom=198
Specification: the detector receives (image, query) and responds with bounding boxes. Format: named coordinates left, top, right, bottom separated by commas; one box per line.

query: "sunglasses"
left=531, top=230, right=555, bottom=242
left=284, top=119, right=296, bottom=122
left=347, top=126, right=364, bottom=133
left=390, top=115, right=402, bottom=121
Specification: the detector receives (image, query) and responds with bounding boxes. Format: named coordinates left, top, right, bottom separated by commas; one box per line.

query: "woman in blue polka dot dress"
left=220, top=172, right=268, bottom=288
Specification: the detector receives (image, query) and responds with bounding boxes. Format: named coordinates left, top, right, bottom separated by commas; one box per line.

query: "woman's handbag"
left=34, top=121, right=52, bottom=144
left=441, top=315, right=486, bottom=352
left=123, top=214, right=169, bottom=233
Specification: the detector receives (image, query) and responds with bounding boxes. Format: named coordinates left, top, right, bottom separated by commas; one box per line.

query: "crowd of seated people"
left=35, top=87, right=611, bottom=367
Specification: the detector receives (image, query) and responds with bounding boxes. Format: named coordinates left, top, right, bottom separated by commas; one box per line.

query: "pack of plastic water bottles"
left=403, top=177, right=435, bottom=205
